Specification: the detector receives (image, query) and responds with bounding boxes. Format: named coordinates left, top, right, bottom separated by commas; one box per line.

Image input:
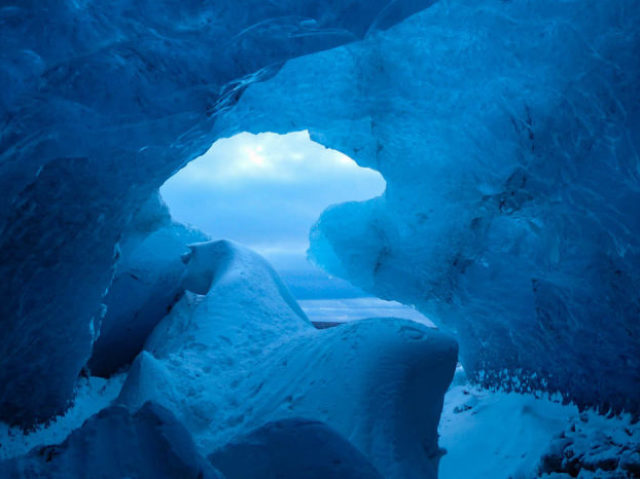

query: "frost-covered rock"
left=88, top=195, right=207, bottom=377
left=209, top=418, right=384, bottom=479
left=0, top=0, right=434, bottom=427
left=118, top=240, right=458, bottom=479
left=214, top=0, right=640, bottom=413
left=0, top=402, right=221, bottom=479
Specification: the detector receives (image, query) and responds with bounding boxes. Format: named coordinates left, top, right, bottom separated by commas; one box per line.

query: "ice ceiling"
left=0, top=0, right=638, bottom=433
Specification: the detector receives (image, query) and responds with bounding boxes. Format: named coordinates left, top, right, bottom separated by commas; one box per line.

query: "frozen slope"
left=0, top=0, right=435, bottom=427
left=0, top=402, right=221, bottom=479
left=0, top=375, right=125, bottom=462
left=214, top=0, right=640, bottom=413
left=209, top=418, right=384, bottom=479
left=117, top=240, right=458, bottom=479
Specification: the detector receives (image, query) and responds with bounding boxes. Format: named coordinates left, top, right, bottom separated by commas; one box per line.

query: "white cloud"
left=169, top=131, right=379, bottom=187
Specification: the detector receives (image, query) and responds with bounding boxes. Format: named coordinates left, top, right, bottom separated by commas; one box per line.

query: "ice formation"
left=0, top=402, right=221, bottom=479
left=0, top=0, right=433, bottom=427
left=1, top=0, right=639, bottom=477
left=0, top=375, right=125, bottom=462
left=214, top=0, right=640, bottom=413
left=117, top=240, right=458, bottom=479
left=88, top=195, right=208, bottom=377
left=209, top=418, right=384, bottom=479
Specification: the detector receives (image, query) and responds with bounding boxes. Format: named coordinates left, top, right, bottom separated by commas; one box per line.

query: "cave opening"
left=160, top=130, right=431, bottom=326
left=2, top=0, right=638, bottom=477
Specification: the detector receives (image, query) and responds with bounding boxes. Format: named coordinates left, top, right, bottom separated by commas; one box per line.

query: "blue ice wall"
left=215, top=0, right=640, bottom=412
left=88, top=194, right=208, bottom=377
left=0, top=0, right=434, bottom=426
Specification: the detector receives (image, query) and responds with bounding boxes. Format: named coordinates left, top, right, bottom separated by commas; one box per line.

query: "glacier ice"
left=209, top=418, right=384, bottom=479
left=88, top=195, right=207, bottom=377
left=0, top=374, right=126, bottom=462
left=0, top=0, right=434, bottom=426
left=117, top=240, right=458, bottom=479
left=0, top=402, right=221, bottom=479
left=214, top=0, right=640, bottom=413
left=1, top=2, right=639, bottom=478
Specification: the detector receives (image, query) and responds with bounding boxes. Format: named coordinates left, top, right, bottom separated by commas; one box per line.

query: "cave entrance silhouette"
left=160, top=130, right=431, bottom=326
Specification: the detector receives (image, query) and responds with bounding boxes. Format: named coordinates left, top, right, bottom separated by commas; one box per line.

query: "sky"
left=160, top=130, right=386, bottom=299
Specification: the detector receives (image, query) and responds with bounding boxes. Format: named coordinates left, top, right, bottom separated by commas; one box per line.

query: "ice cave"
left=0, top=1, right=639, bottom=478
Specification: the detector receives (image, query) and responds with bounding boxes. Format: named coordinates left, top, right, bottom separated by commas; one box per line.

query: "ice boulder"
left=209, top=418, right=383, bottom=479
left=0, top=402, right=222, bottom=479
left=213, top=0, right=640, bottom=413
left=118, top=240, right=458, bottom=479
left=88, top=195, right=208, bottom=377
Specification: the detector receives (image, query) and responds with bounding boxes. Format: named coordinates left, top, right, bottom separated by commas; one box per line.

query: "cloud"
left=171, top=131, right=375, bottom=186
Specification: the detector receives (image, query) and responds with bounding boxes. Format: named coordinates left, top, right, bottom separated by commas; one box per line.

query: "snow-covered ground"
left=440, top=367, right=639, bottom=479
left=440, top=374, right=576, bottom=478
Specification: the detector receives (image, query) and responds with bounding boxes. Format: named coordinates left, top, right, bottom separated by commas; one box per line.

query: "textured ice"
left=0, top=402, right=221, bottom=479
left=0, top=375, right=125, bottom=462
left=0, top=0, right=433, bottom=426
left=538, top=413, right=640, bottom=478
left=209, top=418, right=384, bottom=479
left=3, top=0, right=639, bottom=475
left=88, top=195, right=207, bottom=377
left=117, top=240, right=458, bottom=479
left=214, top=0, right=640, bottom=412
